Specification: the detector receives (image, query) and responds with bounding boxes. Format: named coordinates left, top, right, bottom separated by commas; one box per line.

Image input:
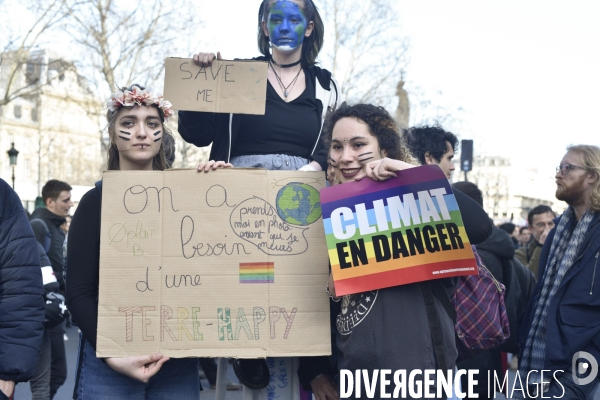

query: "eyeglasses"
left=556, top=164, right=587, bottom=175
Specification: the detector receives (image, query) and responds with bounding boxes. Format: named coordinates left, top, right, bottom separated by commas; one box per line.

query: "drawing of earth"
left=275, top=183, right=321, bottom=226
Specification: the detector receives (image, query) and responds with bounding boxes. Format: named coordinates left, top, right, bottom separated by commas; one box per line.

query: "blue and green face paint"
left=267, top=0, right=308, bottom=53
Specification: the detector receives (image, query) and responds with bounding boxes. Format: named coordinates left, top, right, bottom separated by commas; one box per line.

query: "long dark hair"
left=257, top=0, right=324, bottom=67
left=106, top=84, right=173, bottom=171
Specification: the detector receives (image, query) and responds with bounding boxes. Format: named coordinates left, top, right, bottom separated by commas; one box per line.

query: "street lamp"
left=7, top=142, right=19, bottom=189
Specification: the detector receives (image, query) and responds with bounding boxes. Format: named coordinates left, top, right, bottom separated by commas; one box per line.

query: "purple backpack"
left=424, top=245, right=510, bottom=367
left=452, top=246, right=510, bottom=359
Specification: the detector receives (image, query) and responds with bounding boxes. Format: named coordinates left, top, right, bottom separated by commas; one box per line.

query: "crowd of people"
left=1, top=1, right=599, bottom=400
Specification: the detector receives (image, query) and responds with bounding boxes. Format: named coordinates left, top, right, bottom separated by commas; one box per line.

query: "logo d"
left=572, top=351, right=598, bottom=386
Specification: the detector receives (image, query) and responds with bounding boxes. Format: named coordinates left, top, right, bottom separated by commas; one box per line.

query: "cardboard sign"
left=97, top=169, right=330, bottom=358
left=163, top=58, right=268, bottom=115
left=320, top=165, right=477, bottom=296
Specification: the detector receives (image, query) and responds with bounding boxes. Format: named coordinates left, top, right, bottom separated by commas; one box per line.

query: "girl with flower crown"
left=180, top=1, right=340, bottom=398
left=65, top=84, right=201, bottom=399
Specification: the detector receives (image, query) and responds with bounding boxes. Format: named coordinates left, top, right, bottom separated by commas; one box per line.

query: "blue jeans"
left=74, top=336, right=200, bottom=400
left=230, top=154, right=309, bottom=170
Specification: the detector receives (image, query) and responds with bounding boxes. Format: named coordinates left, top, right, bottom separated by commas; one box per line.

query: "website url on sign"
left=432, top=267, right=475, bottom=275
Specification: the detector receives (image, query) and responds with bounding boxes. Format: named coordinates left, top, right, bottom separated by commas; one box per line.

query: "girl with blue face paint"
left=179, top=1, right=339, bottom=399
left=266, top=0, right=311, bottom=53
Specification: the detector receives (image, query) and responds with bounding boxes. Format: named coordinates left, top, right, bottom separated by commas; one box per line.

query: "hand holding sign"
left=193, top=51, right=222, bottom=67
left=356, top=157, right=416, bottom=182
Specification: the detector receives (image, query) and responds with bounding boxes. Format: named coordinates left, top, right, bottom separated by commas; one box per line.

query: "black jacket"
left=178, top=56, right=338, bottom=170
left=0, top=178, right=45, bottom=382
left=30, top=207, right=66, bottom=294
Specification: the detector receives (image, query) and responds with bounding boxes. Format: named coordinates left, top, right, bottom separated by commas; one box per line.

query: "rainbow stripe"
left=239, top=262, right=274, bottom=284
left=321, top=165, right=477, bottom=296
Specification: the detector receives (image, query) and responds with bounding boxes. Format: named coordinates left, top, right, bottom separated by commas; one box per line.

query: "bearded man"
left=517, top=145, right=600, bottom=399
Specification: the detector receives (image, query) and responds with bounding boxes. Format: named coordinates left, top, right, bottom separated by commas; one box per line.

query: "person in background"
left=452, top=181, right=536, bottom=399
left=0, top=178, right=45, bottom=400
left=29, top=242, right=66, bottom=400
left=499, top=222, right=520, bottom=249
left=515, top=205, right=556, bottom=278
left=60, top=215, right=71, bottom=235
left=518, top=226, right=531, bottom=248
left=30, top=179, right=73, bottom=399
left=404, top=124, right=458, bottom=180
left=517, top=145, right=600, bottom=399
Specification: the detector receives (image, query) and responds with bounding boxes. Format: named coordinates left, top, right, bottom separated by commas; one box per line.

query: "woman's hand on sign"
left=197, top=160, right=234, bottom=173
left=193, top=51, right=222, bottom=67
left=105, top=354, right=170, bottom=383
left=311, top=374, right=339, bottom=400
left=356, top=158, right=415, bottom=182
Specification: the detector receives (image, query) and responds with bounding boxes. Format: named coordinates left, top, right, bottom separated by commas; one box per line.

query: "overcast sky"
left=195, top=0, right=599, bottom=177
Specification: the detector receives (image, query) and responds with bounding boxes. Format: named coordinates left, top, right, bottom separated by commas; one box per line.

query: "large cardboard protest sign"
left=321, top=165, right=477, bottom=296
left=97, top=169, right=330, bottom=358
left=163, top=58, right=268, bottom=115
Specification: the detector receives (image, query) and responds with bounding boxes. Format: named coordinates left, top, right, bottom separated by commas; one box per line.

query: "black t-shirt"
left=231, top=73, right=320, bottom=158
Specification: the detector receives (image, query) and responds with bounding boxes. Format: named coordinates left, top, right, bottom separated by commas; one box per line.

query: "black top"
left=232, top=75, right=319, bottom=158
left=65, top=187, right=101, bottom=349
left=177, top=56, right=336, bottom=170
left=31, top=207, right=67, bottom=294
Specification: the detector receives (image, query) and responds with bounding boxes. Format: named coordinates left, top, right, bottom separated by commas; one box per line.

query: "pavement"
left=13, top=326, right=600, bottom=399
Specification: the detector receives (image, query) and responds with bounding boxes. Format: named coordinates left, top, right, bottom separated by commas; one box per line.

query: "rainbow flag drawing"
left=320, top=165, right=477, bottom=296
left=239, top=262, right=274, bottom=284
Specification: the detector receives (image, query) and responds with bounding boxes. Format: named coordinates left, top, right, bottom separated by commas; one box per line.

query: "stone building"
left=463, top=155, right=566, bottom=225
left=0, top=50, right=104, bottom=210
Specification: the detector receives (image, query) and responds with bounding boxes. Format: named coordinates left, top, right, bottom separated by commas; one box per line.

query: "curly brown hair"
left=323, top=103, right=417, bottom=164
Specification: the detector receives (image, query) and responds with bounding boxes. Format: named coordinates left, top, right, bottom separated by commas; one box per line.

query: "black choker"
left=270, top=59, right=301, bottom=68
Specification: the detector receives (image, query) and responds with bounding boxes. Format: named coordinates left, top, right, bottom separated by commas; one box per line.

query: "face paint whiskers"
left=118, top=130, right=131, bottom=141
left=358, top=151, right=374, bottom=163
left=153, top=130, right=162, bottom=142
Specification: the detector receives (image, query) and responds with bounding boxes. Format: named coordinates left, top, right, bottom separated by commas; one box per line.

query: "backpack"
left=423, top=245, right=510, bottom=367
left=30, top=218, right=52, bottom=254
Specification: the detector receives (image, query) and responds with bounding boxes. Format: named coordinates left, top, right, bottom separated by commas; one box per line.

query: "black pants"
left=47, top=321, right=67, bottom=399
left=30, top=330, right=52, bottom=400
left=199, top=358, right=218, bottom=385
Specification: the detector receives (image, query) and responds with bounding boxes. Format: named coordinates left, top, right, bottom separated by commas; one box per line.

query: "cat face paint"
left=330, top=118, right=384, bottom=184
left=267, top=0, right=308, bottom=53
left=118, top=130, right=131, bottom=141
left=358, top=151, right=374, bottom=163
left=113, top=105, right=163, bottom=170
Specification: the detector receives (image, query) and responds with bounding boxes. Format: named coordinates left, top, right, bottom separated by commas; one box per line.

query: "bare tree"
left=63, top=0, right=200, bottom=150
left=0, top=0, right=70, bottom=107
left=320, top=0, right=410, bottom=109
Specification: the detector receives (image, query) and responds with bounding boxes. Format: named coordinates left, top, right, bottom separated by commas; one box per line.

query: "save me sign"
left=96, top=169, right=330, bottom=358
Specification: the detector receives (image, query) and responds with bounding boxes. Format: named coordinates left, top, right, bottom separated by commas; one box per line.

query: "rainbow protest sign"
left=321, top=165, right=477, bottom=296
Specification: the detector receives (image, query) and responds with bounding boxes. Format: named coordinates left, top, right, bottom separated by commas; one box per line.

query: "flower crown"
left=107, top=85, right=174, bottom=121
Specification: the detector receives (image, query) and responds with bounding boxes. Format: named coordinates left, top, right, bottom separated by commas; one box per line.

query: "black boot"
left=233, top=359, right=270, bottom=390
